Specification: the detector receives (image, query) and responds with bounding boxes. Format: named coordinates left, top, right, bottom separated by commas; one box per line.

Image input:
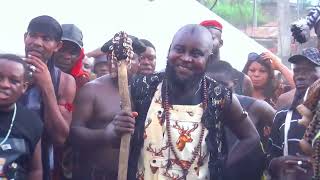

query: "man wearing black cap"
left=268, top=47, right=320, bottom=180
left=69, top=35, right=145, bottom=179
left=21, top=15, right=76, bottom=180
left=54, top=24, right=90, bottom=89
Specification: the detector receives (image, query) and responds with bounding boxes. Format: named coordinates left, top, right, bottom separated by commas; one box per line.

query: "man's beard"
left=165, top=62, right=204, bottom=91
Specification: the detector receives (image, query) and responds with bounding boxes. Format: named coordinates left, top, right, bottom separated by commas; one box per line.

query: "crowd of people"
left=1, top=9, right=320, bottom=180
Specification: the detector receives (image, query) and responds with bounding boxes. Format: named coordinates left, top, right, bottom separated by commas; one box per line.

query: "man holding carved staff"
left=69, top=34, right=145, bottom=180
left=117, top=24, right=259, bottom=180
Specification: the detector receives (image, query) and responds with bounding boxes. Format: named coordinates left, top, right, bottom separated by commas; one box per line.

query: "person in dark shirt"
left=207, top=60, right=275, bottom=180
left=268, top=48, right=320, bottom=180
left=0, top=54, right=43, bottom=180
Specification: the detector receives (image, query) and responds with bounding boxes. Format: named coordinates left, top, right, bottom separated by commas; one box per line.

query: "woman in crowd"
left=242, top=52, right=294, bottom=107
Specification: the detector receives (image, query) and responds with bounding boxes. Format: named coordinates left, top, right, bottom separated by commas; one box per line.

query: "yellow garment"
left=137, top=83, right=209, bottom=180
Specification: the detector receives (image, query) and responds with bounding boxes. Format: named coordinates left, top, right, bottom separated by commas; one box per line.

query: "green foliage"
left=205, top=0, right=267, bottom=27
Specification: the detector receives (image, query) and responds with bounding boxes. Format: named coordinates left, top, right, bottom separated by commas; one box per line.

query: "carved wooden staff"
left=110, top=31, right=134, bottom=180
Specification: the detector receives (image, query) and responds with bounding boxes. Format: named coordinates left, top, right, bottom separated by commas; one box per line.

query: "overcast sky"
left=0, top=0, right=270, bottom=70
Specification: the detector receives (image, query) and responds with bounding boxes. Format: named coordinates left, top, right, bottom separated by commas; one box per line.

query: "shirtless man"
left=69, top=36, right=145, bottom=180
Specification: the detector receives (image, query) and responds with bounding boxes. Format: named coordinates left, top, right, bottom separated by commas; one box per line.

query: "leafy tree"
left=199, top=0, right=267, bottom=28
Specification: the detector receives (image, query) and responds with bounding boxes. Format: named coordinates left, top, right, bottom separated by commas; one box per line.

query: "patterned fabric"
left=128, top=73, right=232, bottom=180
left=269, top=109, right=306, bottom=158
left=137, top=83, right=209, bottom=180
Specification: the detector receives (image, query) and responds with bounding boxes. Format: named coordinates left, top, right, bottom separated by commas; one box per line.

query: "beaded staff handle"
left=110, top=31, right=134, bottom=180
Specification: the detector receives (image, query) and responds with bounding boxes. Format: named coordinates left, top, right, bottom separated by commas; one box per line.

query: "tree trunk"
left=277, top=0, right=291, bottom=67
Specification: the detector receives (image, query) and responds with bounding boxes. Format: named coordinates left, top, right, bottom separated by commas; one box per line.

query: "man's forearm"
left=28, top=169, right=42, bottom=180
left=41, top=83, right=69, bottom=145
left=226, top=135, right=260, bottom=167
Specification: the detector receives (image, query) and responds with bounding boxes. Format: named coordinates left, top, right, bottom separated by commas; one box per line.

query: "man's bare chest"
left=88, top=92, right=121, bottom=128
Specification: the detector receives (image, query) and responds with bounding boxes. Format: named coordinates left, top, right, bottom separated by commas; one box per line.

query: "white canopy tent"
left=0, top=0, right=269, bottom=71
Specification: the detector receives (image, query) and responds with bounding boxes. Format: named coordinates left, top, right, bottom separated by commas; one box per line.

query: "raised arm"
left=261, top=52, right=295, bottom=88
left=26, top=56, right=76, bottom=145
left=44, top=72, right=76, bottom=145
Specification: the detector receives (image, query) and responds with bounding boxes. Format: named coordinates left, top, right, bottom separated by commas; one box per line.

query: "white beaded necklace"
left=0, top=103, right=17, bottom=146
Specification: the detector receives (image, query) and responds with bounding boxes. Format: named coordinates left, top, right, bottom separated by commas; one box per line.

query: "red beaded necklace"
left=164, top=77, right=208, bottom=179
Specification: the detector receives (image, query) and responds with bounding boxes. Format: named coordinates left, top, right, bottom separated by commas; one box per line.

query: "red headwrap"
left=70, top=48, right=90, bottom=88
left=200, top=20, right=223, bottom=32
left=70, top=48, right=89, bottom=78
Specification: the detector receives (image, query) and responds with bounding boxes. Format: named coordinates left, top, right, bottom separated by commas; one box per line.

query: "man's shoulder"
left=85, top=75, right=112, bottom=88
left=252, top=98, right=274, bottom=110
left=76, top=75, right=113, bottom=99
left=205, top=75, right=224, bottom=86
left=59, top=71, right=76, bottom=92
left=131, top=73, right=164, bottom=91
left=131, top=73, right=164, bottom=105
left=236, top=95, right=256, bottom=108
left=60, top=71, right=76, bottom=84
left=58, top=71, right=76, bottom=99
left=132, top=72, right=165, bottom=84
left=236, top=94, right=255, bottom=101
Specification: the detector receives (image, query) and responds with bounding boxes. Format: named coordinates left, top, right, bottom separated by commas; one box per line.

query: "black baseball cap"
left=288, top=47, right=320, bottom=66
left=27, top=15, right=62, bottom=41
left=61, top=24, right=83, bottom=48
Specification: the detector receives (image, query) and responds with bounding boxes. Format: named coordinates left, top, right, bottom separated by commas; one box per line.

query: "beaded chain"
left=164, top=77, right=208, bottom=179
left=0, top=103, right=16, bottom=146
left=313, top=140, right=320, bottom=180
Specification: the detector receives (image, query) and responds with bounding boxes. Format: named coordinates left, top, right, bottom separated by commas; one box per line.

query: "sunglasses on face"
left=248, top=52, right=261, bottom=61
